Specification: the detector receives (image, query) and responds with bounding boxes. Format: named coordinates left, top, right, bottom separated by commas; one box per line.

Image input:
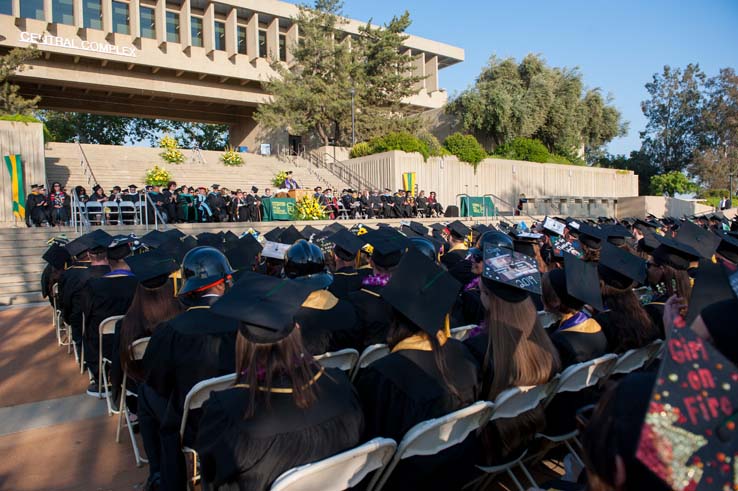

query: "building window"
left=166, top=10, right=179, bottom=43
left=0, top=0, right=12, bottom=16
left=140, top=6, right=155, bottom=39
left=112, top=1, right=129, bottom=34
left=279, top=34, right=286, bottom=62
left=214, top=21, right=225, bottom=51
left=20, top=0, right=44, bottom=20
left=258, top=29, right=266, bottom=58
left=237, top=26, right=247, bottom=54
left=52, top=0, right=74, bottom=24
left=83, top=0, right=102, bottom=29
left=190, top=16, right=203, bottom=47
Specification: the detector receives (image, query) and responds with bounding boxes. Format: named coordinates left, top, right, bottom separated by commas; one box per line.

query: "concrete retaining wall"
left=0, top=121, right=46, bottom=224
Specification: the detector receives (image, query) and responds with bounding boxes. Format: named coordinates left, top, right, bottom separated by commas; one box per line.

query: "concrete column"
left=412, top=52, right=425, bottom=91
left=266, top=17, right=278, bottom=61
left=72, top=0, right=83, bottom=28
left=180, top=0, right=191, bottom=48
left=203, top=3, right=214, bottom=53
left=246, top=12, right=259, bottom=61
left=130, top=0, right=140, bottom=39
left=424, top=55, right=438, bottom=92
left=155, top=0, right=166, bottom=45
left=229, top=117, right=259, bottom=149
left=225, top=8, right=237, bottom=58
left=43, top=0, right=52, bottom=23
left=12, top=0, right=20, bottom=18
left=285, top=22, right=298, bottom=64
left=102, top=0, right=113, bottom=33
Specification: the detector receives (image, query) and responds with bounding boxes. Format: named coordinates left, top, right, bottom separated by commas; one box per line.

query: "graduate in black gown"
left=441, top=220, right=470, bottom=270
left=139, top=246, right=238, bottom=491
left=40, top=241, right=69, bottom=307
left=224, top=234, right=263, bottom=283
left=196, top=274, right=364, bottom=490
left=348, top=228, right=409, bottom=348
left=326, top=229, right=368, bottom=300
left=354, top=248, right=480, bottom=491
left=282, top=240, right=362, bottom=354
left=25, top=184, right=49, bottom=226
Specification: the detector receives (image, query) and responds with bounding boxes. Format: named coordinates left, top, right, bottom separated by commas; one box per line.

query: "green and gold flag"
left=402, top=172, right=416, bottom=196
left=4, top=154, right=26, bottom=221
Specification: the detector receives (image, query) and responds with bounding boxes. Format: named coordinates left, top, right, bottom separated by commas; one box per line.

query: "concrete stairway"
left=44, top=143, right=350, bottom=193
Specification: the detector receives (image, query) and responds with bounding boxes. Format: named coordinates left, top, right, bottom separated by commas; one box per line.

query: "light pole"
left=350, top=87, right=356, bottom=147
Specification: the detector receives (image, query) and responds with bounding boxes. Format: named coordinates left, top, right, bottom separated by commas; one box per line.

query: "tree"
left=446, top=54, right=626, bottom=161
left=650, top=171, right=697, bottom=197
left=40, top=111, right=130, bottom=145
left=0, top=47, right=41, bottom=115
left=640, top=64, right=705, bottom=173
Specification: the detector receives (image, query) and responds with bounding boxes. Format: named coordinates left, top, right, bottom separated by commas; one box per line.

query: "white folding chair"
left=102, top=201, right=120, bottom=225
left=135, top=201, right=147, bottom=224
left=314, top=349, right=359, bottom=373
left=52, top=283, right=63, bottom=346
left=270, top=437, right=397, bottom=491
left=116, top=337, right=150, bottom=467
left=118, top=200, right=137, bottom=224
left=351, top=344, right=390, bottom=382
left=99, top=315, right=125, bottom=415
left=367, top=401, right=494, bottom=491
left=475, top=379, right=560, bottom=491
left=537, top=311, right=560, bottom=329
left=610, top=340, right=664, bottom=377
left=78, top=312, right=86, bottom=373
left=85, top=201, right=103, bottom=225
left=180, top=373, right=238, bottom=486
left=336, top=202, right=350, bottom=220
left=450, top=324, right=477, bottom=341
left=536, top=354, right=618, bottom=466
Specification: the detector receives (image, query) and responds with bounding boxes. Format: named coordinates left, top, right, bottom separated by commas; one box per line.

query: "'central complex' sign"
left=19, top=32, right=137, bottom=58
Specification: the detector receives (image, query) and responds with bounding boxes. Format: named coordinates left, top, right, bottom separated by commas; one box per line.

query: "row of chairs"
left=74, top=200, right=147, bottom=226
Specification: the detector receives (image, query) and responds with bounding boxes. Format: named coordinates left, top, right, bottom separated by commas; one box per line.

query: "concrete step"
left=0, top=272, right=40, bottom=285
left=0, top=291, right=44, bottom=306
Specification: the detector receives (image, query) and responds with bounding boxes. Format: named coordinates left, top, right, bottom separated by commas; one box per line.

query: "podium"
left=275, top=189, right=313, bottom=200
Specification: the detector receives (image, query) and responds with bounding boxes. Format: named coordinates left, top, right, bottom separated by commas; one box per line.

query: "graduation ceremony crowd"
left=39, top=210, right=738, bottom=491
left=25, top=178, right=445, bottom=227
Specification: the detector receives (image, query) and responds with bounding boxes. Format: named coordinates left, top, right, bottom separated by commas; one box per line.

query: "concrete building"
left=0, top=0, right=463, bottom=150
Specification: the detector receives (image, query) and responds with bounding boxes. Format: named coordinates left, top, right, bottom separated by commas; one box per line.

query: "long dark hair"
left=235, top=327, right=319, bottom=419
left=386, top=309, right=462, bottom=402
left=600, top=282, right=660, bottom=353
left=120, top=281, right=182, bottom=379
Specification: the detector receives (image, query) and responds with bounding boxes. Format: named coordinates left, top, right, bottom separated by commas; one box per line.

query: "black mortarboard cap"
left=639, top=232, right=661, bottom=254
left=224, top=234, right=263, bottom=271
left=224, top=231, right=240, bottom=246
left=482, top=245, right=541, bottom=302
left=263, top=227, right=284, bottom=242
left=430, top=223, right=446, bottom=232
left=197, top=232, right=223, bottom=251
left=328, top=229, right=364, bottom=259
left=598, top=242, right=647, bottom=288
left=211, top=272, right=317, bottom=343
left=602, top=223, right=633, bottom=246
left=716, top=232, right=738, bottom=263
left=513, top=239, right=537, bottom=259
left=636, top=319, right=738, bottom=490
left=562, top=253, right=604, bottom=311
left=164, top=228, right=186, bottom=240
left=278, top=225, right=303, bottom=245
left=124, top=249, right=179, bottom=285
left=64, top=235, right=92, bottom=258
left=447, top=220, right=470, bottom=239
left=360, top=227, right=409, bottom=268
left=676, top=220, right=721, bottom=259
left=652, top=235, right=701, bottom=270
left=405, top=221, right=429, bottom=237
left=381, top=248, right=461, bottom=335
left=107, top=234, right=137, bottom=260
left=577, top=223, right=604, bottom=249
left=472, top=223, right=494, bottom=235
left=300, top=225, right=321, bottom=241
left=323, top=222, right=347, bottom=235
left=685, top=259, right=735, bottom=325
left=43, top=243, right=70, bottom=269
left=635, top=218, right=660, bottom=231
left=141, top=230, right=168, bottom=249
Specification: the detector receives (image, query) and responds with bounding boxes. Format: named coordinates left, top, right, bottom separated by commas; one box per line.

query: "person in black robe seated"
left=441, top=220, right=470, bottom=270
left=81, top=234, right=139, bottom=397
left=40, top=241, right=69, bottom=307
left=594, top=243, right=661, bottom=354
left=542, top=254, right=608, bottom=368
left=110, top=250, right=183, bottom=413
left=348, top=227, right=409, bottom=348
left=196, top=274, right=364, bottom=490
left=463, top=243, right=561, bottom=465
left=138, top=246, right=238, bottom=491
left=326, top=229, right=368, bottom=300
left=25, top=184, right=49, bottom=226
left=354, top=248, right=480, bottom=491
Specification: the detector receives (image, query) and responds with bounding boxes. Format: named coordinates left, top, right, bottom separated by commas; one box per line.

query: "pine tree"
left=0, top=47, right=41, bottom=116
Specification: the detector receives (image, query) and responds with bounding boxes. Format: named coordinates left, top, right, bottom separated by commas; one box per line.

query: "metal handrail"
left=483, top=192, right=538, bottom=222
left=144, top=192, right=168, bottom=231
left=76, top=140, right=100, bottom=189
left=315, top=151, right=378, bottom=192
left=71, top=188, right=90, bottom=234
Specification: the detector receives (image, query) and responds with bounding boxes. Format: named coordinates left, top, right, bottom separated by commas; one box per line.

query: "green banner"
left=264, top=197, right=296, bottom=221
left=459, top=196, right=495, bottom=217
left=4, top=154, right=26, bottom=221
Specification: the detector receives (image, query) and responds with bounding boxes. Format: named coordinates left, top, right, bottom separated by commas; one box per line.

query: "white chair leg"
left=505, top=468, right=525, bottom=491
left=116, top=374, right=126, bottom=443
left=80, top=346, right=85, bottom=374
left=564, top=440, right=585, bottom=468
left=102, top=362, right=113, bottom=414
left=517, top=462, right=538, bottom=488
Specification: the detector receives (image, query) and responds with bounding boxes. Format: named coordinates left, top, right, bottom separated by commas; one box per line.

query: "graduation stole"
left=556, top=311, right=600, bottom=333
left=391, top=316, right=451, bottom=353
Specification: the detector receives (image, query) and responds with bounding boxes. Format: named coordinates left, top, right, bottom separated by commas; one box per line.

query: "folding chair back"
left=85, top=201, right=103, bottom=224
left=547, top=354, right=617, bottom=402
left=180, top=373, right=237, bottom=441
left=351, top=344, right=390, bottom=381
left=368, top=401, right=494, bottom=491
left=117, top=336, right=151, bottom=466
left=314, top=348, right=359, bottom=372
left=450, top=324, right=477, bottom=341
left=537, top=311, right=559, bottom=329
left=135, top=201, right=147, bottom=224
left=118, top=201, right=137, bottom=223
left=99, top=315, right=125, bottom=411
left=610, top=340, right=663, bottom=376
left=489, top=378, right=559, bottom=422
left=270, top=437, right=397, bottom=491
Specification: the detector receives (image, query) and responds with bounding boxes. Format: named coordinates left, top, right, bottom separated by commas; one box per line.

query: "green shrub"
left=415, top=130, right=446, bottom=157
left=349, top=141, right=372, bottom=159
left=493, top=137, right=550, bottom=163
left=443, top=133, right=487, bottom=167
left=547, top=153, right=573, bottom=165
left=368, top=131, right=430, bottom=161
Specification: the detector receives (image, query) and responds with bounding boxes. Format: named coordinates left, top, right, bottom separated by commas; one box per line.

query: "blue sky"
left=298, top=0, right=738, bottom=156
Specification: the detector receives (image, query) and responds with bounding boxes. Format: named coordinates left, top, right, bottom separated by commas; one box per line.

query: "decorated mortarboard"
left=42, top=243, right=70, bottom=269
left=482, top=244, right=541, bottom=302
left=554, top=253, right=604, bottom=311
left=716, top=232, right=738, bottom=263
left=380, top=248, right=461, bottom=336
left=197, top=232, right=223, bottom=250
left=328, top=229, right=364, bottom=259
left=225, top=234, right=263, bottom=271
left=564, top=217, right=581, bottom=230
left=636, top=315, right=738, bottom=491
left=212, top=272, right=318, bottom=343
left=685, top=259, right=735, bottom=325
left=598, top=242, right=647, bottom=288
left=577, top=223, right=604, bottom=249
left=360, top=227, right=409, bottom=268
left=223, top=231, right=240, bottom=246
left=301, top=225, right=321, bottom=241
left=652, top=235, right=702, bottom=270
left=676, top=220, right=722, bottom=260
left=543, top=216, right=566, bottom=236
left=261, top=241, right=291, bottom=260
left=511, top=230, right=543, bottom=242
left=263, top=227, right=284, bottom=242
left=124, top=249, right=179, bottom=285
left=141, top=230, right=168, bottom=248
left=447, top=220, right=471, bottom=239
left=278, top=225, right=303, bottom=245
